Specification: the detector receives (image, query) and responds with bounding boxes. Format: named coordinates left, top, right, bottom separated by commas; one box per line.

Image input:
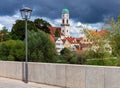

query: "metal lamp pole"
left=25, top=17, right=28, bottom=83
left=20, top=7, right=32, bottom=83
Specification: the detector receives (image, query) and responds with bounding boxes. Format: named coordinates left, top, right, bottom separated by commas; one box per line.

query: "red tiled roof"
left=89, top=29, right=107, bottom=36
left=61, top=37, right=83, bottom=44
left=80, top=43, right=92, bottom=48
left=75, top=37, right=83, bottom=41
left=48, top=26, right=61, bottom=36
left=49, top=34, right=55, bottom=43
left=61, top=38, right=74, bottom=44
left=62, top=39, right=66, bottom=44
left=99, top=29, right=106, bottom=36
left=66, top=38, right=75, bottom=43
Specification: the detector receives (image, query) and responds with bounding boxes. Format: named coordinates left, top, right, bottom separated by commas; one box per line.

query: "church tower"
left=61, top=9, right=70, bottom=38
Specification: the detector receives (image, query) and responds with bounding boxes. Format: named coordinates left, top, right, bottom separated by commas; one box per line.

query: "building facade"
left=55, top=38, right=64, bottom=55
left=61, top=9, right=70, bottom=38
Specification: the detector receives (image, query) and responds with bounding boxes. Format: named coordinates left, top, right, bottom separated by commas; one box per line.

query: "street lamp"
left=20, top=7, right=32, bottom=83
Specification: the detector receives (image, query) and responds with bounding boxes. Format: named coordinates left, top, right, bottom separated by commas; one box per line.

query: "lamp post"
left=20, top=7, right=32, bottom=83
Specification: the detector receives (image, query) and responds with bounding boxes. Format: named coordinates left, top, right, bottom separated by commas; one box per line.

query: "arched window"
left=67, top=19, right=68, bottom=24
left=63, top=19, right=64, bottom=24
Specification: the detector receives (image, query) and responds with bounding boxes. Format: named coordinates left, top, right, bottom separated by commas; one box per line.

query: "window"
left=56, top=43, right=60, bottom=45
left=67, top=19, right=68, bottom=24
left=87, top=39, right=88, bottom=42
left=63, top=19, right=64, bottom=24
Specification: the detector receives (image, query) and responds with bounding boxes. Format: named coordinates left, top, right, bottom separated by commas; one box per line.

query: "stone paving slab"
left=0, top=77, right=62, bottom=88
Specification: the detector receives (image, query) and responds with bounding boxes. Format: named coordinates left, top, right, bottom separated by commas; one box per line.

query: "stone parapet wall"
left=0, top=61, right=120, bottom=88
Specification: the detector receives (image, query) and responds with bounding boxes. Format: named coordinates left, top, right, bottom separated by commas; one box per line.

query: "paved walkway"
left=0, top=77, right=62, bottom=88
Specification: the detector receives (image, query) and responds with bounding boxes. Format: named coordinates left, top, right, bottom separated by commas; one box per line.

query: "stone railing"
left=0, top=61, right=120, bottom=88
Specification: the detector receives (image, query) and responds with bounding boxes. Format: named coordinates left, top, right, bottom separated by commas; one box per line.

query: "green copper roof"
left=62, top=9, right=69, bottom=14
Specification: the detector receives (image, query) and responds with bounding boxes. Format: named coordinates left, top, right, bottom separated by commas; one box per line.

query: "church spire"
left=61, top=9, right=70, bottom=38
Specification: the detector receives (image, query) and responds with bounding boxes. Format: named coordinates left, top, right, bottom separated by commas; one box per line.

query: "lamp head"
left=20, top=7, right=32, bottom=20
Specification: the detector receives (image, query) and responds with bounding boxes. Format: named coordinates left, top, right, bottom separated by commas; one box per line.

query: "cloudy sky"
left=0, top=0, right=120, bottom=37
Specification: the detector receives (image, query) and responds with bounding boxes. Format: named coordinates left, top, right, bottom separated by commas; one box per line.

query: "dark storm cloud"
left=0, top=0, right=120, bottom=23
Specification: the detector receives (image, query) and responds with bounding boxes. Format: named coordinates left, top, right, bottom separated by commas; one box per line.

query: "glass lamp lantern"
left=20, top=7, right=32, bottom=20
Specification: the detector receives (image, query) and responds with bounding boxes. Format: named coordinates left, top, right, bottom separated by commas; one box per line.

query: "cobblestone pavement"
left=0, top=77, right=62, bottom=88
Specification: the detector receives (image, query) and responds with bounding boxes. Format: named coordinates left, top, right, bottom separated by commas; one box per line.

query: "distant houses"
left=49, top=9, right=111, bottom=55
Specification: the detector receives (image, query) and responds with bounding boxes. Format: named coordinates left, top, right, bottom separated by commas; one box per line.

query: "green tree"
left=2, top=34, right=11, bottom=41
left=84, top=28, right=110, bottom=60
left=0, top=40, right=25, bottom=61
left=34, top=18, right=51, bottom=33
left=106, top=16, right=120, bottom=65
left=11, top=20, right=37, bottom=40
left=0, top=27, right=11, bottom=41
left=28, top=30, right=57, bottom=62
left=84, top=15, right=120, bottom=66
left=60, top=48, right=73, bottom=63
left=69, top=53, right=87, bottom=64
left=54, top=28, right=60, bottom=37
left=0, top=27, right=8, bottom=33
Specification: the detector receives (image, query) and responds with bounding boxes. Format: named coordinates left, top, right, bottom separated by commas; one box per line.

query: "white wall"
left=55, top=38, right=64, bottom=55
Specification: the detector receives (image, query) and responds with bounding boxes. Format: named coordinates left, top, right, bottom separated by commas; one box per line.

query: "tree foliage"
left=82, top=15, right=120, bottom=66
left=0, top=30, right=58, bottom=62
left=60, top=48, right=73, bottom=63
left=34, top=18, right=51, bottom=34
left=28, top=30, right=57, bottom=62
left=106, top=16, right=120, bottom=65
left=84, top=27, right=111, bottom=60
left=54, top=28, right=60, bottom=37
left=11, top=18, right=51, bottom=40
left=0, top=27, right=8, bottom=33
left=11, top=20, right=37, bottom=40
left=0, top=40, right=25, bottom=61
left=0, top=27, right=11, bottom=41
